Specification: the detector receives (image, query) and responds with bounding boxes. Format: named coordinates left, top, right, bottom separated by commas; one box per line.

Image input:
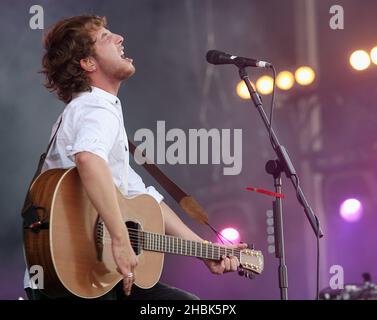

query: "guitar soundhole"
left=126, top=221, right=141, bottom=255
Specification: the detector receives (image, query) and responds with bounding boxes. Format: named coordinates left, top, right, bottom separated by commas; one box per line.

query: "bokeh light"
left=220, top=227, right=240, bottom=242
left=295, top=66, right=316, bottom=86
left=276, top=71, right=295, bottom=90
left=349, top=50, right=371, bottom=71
left=236, top=80, right=251, bottom=100
left=256, top=75, right=274, bottom=95
left=339, top=198, right=363, bottom=222
left=370, top=46, right=377, bottom=65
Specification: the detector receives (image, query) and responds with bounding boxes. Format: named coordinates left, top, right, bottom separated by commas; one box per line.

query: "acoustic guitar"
left=23, top=167, right=264, bottom=298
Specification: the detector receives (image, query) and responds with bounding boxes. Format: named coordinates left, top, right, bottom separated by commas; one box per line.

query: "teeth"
left=120, top=46, right=125, bottom=58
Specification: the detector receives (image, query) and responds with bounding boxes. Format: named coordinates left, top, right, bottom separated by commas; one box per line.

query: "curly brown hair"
left=41, top=15, right=106, bottom=104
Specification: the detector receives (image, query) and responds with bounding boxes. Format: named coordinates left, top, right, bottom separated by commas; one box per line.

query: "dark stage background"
left=1, top=0, right=377, bottom=300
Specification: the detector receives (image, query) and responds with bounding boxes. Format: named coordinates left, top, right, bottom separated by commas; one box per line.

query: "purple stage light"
left=339, top=198, right=363, bottom=222
left=220, top=227, right=240, bottom=242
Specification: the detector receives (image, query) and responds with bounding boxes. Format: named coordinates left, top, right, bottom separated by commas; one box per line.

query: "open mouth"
left=120, top=46, right=133, bottom=62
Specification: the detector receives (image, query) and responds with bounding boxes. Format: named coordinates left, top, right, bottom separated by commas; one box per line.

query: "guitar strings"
left=98, top=227, right=242, bottom=256
left=103, top=228, right=241, bottom=251
left=102, top=228, right=242, bottom=253
left=101, top=238, right=242, bottom=259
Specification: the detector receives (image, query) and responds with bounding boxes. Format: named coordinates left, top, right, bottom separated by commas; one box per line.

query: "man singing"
left=24, top=15, right=246, bottom=300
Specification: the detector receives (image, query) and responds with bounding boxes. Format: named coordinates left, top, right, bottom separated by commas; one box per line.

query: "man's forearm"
left=160, top=201, right=203, bottom=242
left=74, top=154, right=199, bottom=244
left=75, top=151, right=129, bottom=244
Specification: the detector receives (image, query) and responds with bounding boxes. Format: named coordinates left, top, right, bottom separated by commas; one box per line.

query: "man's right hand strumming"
left=75, top=151, right=139, bottom=295
left=112, top=236, right=138, bottom=296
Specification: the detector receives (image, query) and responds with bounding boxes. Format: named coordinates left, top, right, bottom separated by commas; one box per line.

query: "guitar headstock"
left=239, top=248, right=264, bottom=275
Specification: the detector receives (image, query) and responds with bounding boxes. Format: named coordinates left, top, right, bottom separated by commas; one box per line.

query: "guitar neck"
left=140, top=231, right=240, bottom=260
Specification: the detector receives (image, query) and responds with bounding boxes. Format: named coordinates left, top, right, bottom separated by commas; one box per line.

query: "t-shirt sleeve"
left=66, top=103, right=120, bottom=163
left=127, top=165, right=164, bottom=203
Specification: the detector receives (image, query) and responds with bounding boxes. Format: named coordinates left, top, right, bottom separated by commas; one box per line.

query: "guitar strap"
left=128, top=139, right=209, bottom=225
left=21, top=115, right=209, bottom=230
left=21, top=116, right=63, bottom=232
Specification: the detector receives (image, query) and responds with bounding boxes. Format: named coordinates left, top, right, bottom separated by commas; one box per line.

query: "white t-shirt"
left=24, top=86, right=163, bottom=288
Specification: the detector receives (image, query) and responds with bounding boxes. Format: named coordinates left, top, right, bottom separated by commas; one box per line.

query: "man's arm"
left=75, top=151, right=137, bottom=295
left=127, top=164, right=245, bottom=274
left=160, top=201, right=246, bottom=274
left=160, top=201, right=203, bottom=242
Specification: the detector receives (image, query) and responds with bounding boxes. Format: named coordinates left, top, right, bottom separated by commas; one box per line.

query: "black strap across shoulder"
left=21, top=116, right=63, bottom=232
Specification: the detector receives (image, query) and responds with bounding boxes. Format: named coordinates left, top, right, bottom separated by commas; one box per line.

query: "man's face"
left=91, top=27, right=135, bottom=81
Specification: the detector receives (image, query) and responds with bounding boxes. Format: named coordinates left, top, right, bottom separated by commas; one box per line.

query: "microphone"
left=206, top=50, right=272, bottom=68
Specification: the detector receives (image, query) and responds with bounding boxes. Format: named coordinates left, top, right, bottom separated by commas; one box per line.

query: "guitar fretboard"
left=140, top=231, right=240, bottom=260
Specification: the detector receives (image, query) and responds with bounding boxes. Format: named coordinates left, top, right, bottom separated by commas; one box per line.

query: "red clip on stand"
left=245, top=186, right=285, bottom=199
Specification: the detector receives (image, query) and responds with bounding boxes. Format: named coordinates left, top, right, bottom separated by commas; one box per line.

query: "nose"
left=115, top=34, right=124, bottom=45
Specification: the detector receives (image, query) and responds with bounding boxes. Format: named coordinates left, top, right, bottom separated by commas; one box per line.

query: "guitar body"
left=24, top=167, right=164, bottom=299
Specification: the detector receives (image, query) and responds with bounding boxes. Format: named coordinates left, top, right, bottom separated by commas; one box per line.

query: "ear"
left=80, top=57, right=97, bottom=72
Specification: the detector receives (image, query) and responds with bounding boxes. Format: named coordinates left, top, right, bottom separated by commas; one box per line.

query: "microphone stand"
left=238, top=67, right=323, bottom=300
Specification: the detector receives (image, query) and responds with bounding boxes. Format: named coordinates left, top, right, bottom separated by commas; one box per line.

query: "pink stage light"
left=220, top=228, right=240, bottom=242
left=339, top=198, right=363, bottom=222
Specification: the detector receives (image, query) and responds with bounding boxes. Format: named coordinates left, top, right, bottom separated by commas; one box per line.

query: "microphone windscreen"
left=206, top=50, right=224, bottom=64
